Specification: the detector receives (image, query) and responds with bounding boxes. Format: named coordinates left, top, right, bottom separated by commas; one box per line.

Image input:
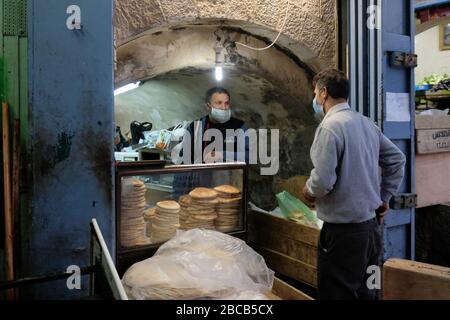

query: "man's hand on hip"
left=376, top=202, right=389, bottom=225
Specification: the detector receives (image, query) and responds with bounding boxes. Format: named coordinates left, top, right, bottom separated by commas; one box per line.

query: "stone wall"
left=115, top=0, right=337, bottom=68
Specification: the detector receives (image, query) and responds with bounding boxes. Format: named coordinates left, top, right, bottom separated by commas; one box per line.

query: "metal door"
left=347, top=0, right=416, bottom=261
left=26, top=0, right=114, bottom=298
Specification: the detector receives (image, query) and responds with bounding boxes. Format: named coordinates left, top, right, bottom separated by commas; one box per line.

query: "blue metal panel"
left=383, top=0, right=409, bottom=35
left=27, top=0, right=114, bottom=298
left=383, top=123, right=411, bottom=139
left=384, top=225, right=408, bottom=259
left=381, top=0, right=415, bottom=261
left=348, top=0, right=415, bottom=262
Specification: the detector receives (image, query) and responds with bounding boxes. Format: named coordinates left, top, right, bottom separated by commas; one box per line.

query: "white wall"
left=415, top=25, right=450, bottom=84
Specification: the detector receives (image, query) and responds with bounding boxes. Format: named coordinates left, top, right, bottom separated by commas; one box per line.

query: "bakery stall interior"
left=112, top=6, right=341, bottom=296
left=114, top=22, right=337, bottom=200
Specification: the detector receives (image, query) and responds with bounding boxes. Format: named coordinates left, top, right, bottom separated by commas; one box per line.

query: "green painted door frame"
left=0, top=0, right=28, bottom=293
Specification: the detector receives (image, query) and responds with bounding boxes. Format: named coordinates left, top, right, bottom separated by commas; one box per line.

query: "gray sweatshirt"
left=306, top=103, right=406, bottom=224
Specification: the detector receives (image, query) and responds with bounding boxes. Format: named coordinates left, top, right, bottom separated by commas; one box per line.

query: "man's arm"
left=305, top=127, right=342, bottom=198
left=378, top=133, right=406, bottom=203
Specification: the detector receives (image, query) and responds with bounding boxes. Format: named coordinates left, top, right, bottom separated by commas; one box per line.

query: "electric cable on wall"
left=156, top=0, right=168, bottom=22
left=235, top=0, right=291, bottom=51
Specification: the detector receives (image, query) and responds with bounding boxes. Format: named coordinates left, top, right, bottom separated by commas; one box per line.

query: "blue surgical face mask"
left=312, top=97, right=325, bottom=119
left=210, top=107, right=231, bottom=124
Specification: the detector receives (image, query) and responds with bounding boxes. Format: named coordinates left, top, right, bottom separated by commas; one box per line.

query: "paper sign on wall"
left=386, top=92, right=411, bottom=122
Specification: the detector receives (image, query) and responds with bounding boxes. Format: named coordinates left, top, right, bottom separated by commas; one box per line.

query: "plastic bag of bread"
left=276, top=191, right=320, bottom=228
left=122, top=229, right=274, bottom=300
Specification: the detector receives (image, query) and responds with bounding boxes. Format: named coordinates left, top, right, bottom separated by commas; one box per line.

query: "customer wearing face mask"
left=302, top=69, right=406, bottom=300
left=184, top=86, right=249, bottom=164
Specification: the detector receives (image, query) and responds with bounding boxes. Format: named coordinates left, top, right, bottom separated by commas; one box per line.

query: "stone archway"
left=113, top=1, right=339, bottom=208
left=115, top=0, right=338, bottom=67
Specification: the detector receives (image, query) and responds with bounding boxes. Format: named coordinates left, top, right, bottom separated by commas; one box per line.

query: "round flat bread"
left=217, top=201, right=240, bottom=206
left=184, top=206, right=216, bottom=211
left=121, top=202, right=147, bottom=209
left=155, top=210, right=180, bottom=218
left=214, top=185, right=241, bottom=195
left=121, top=191, right=147, bottom=198
left=186, top=209, right=216, bottom=215
left=121, top=217, right=144, bottom=223
left=216, top=215, right=239, bottom=220
left=144, top=207, right=157, bottom=219
left=121, top=200, right=147, bottom=208
left=157, top=200, right=180, bottom=211
left=215, top=218, right=239, bottom=223
left=179, top=195, right=191, bottom=206
left=215, top=220, right=238, bottom=225
left=216, top=193, right=241, bottom=200
left=215, top=221, right=239, bottom=226
left=190, top=198, right=219, bottom=205
left=218, top=197, right=242, bottom=204
left=216, top=213, right=239, bottom=217
left=131, top=179, right=144, bottom=187
left=217, top=209, right=239, bottom=214
left=189, top=213, right=217, bottom=221
left=216, top=214, right=239, bottom=219
left=179, top=210, right=190, bottom=216
left=121, top=219, right=145, bottom=225
left=121, top=206, right=146, bottom=212
left=189, top=188, right=218, bottom=200
left=152, top=217, right=179, bottom=226
left=217, top=207, right=240, bottom=212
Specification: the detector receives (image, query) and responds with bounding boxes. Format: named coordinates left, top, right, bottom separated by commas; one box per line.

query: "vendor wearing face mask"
left=172, top=87, right=249, bottom=199
left=184, top=87, right=249, bottom=164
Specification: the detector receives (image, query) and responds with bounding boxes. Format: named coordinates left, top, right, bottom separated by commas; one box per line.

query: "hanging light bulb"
left=215, top=64, right=223, bottom=82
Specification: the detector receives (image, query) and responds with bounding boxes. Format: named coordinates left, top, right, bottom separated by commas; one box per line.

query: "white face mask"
left=210, top=107, right=231, bottom=124
left=312, top=97, right=325, bottom=120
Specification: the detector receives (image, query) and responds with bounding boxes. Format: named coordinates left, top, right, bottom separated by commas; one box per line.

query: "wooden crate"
left=266, top=278, right=314, bottom=300
left=383, top=259, right=450, bottom=300
left=416, top=115, right=450, bottom=154
left=91, top=218, right=315, bottom=300
left=415, top=115, right=450, bottom=207
left=247, top=210, right=320, bottom=288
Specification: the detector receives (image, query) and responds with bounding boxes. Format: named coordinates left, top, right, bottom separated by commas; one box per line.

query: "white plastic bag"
left=122, top=229, right=274, bottom=300
left=143, top=130, right=160, bottom=148
left=171, top=121, right=190, bottom=141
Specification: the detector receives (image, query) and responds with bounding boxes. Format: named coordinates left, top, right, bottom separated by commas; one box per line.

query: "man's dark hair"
left=205, top=87, right=231, bottom=104
left=313, top=69, right=349, bottom=100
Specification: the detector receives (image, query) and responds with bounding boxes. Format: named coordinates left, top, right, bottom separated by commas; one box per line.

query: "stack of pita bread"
left=178, top=188, right=218, bottom=230
left=150, top=200, right=180, bottom=244
left=178, top=195, right=191, bottom=227
left=120, top=178, right=149, bottom=247
left=144, top=207, right=157, bottom=238
left=214, top=185, right=242, bottom=233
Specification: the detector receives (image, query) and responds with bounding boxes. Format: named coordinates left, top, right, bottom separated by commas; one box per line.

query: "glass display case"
left=115, top=161, right=248, bottom=254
